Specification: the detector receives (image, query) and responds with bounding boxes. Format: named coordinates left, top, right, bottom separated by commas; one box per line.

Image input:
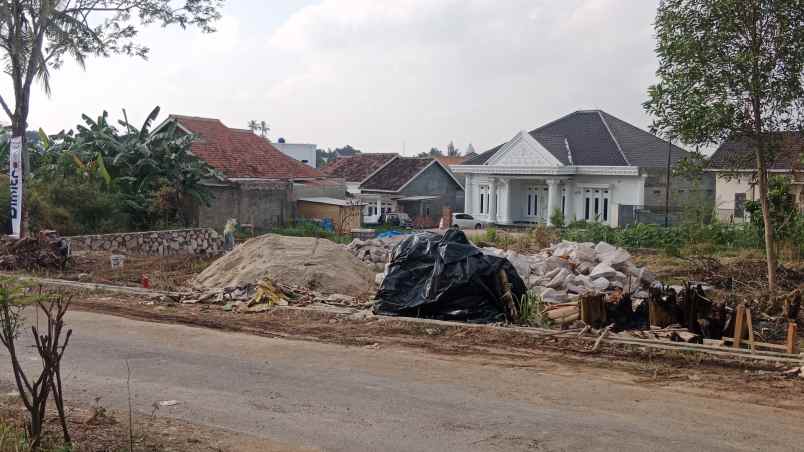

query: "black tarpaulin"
left=373, top=230, right=526, bottom=323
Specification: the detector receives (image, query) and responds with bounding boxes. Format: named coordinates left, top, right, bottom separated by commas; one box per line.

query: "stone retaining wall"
left=67, top=228, right=223, bottom=256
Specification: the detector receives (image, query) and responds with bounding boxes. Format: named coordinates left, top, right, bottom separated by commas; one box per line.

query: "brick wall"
left=68, top=228, right=223, bottom=256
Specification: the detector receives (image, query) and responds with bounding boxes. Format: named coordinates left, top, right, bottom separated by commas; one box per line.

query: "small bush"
left=484, top=227, right=498, bottom=243
left=549, top=208, right=565, bottom=229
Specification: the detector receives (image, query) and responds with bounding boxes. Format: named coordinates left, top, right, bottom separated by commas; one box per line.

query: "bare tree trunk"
left=756, top=150, right=777, bottom=293
left=11, top=90, right=30, bottom=239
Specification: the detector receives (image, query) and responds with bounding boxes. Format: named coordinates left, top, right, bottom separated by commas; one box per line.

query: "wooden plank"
left=787, top=322, right=798, bottom=355
left=733, top=304, right=746, bottom=349
left=722, top=337, right=788, bottom=351
left=579, top=293, right=606, bottom=328
left=745, top=307, right=755, bottom=352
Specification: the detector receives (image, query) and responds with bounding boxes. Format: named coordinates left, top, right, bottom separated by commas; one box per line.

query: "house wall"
left=293, top=180, right=347, bottom=199
left=297, top=202, right=362, bottom=233
left=397, top=164, right=464, bottom=224
left=712, top=173, right=756, bottom=223
left=643, top=169, right=716, bottom=208
left=465, top=174, right=645, bottom=227
left=273, top=143, right=317, bottom=168
left=196, top=180, right=292, bottom=229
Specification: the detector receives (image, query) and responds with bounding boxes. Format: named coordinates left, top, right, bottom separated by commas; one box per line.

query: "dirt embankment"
left=192, top=234, right=376, bottom=298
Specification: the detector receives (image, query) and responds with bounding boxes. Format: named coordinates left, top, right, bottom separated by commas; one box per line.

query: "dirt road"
left=2, top=310, right=802, bottom=451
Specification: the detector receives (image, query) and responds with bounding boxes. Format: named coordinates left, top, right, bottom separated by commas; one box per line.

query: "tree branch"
left=0, top=94, right=12, bottom=119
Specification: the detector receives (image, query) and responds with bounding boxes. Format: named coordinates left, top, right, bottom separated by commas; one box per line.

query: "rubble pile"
left=346, top=236, right=406, bottom=271
left=164, top=277, right=370, bottom=312
left=0, top=230, right=70, bottom=271
left=482, top=241, right=656, bottom=304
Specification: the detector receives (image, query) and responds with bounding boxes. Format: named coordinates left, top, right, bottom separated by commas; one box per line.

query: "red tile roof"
left=320, top=153, right=398, bottom=182
left=170, top=115, right=323, bottom=179
left=434, top=155, right=469, bottom=166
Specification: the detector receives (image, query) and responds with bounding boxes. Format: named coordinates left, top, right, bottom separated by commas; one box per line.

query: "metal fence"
left=618, top=205, right=752, bottom=227
left=617, top=205, right=686, bottom=227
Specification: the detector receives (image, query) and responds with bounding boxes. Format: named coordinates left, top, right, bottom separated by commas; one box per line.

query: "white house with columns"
left=451, top=110, right=691, bottom=227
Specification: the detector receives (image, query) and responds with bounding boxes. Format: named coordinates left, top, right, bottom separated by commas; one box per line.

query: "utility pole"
left=664, top=138, right=672, bottom=227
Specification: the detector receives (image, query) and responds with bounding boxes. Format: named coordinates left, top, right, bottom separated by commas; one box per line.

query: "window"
left=734, top=193, right=747, bottom=218
left=425, top=207, right=431, bottom=217
left=479, top=185, right=490, bottom=214
left=456, top=214, right=474, bottom=220
left=526, top=186, right=540, bottom=217
left=603, top=198, right=609, bottom=222
left=585, top=198, right=590, bottom=220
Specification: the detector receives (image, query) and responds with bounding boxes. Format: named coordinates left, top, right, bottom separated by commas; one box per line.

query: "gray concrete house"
left=357, top=156, right=465, bottom=227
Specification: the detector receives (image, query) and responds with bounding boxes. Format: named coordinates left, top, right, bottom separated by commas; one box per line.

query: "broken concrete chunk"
left=639, top=268, right=656, bottom=285
left=591, top=277, right=610, bottom=291
left=570, top=244, right=596, bottom=264
left=547, top=268, right=572, bottom=289
left=599, top=248, right=632, bottom=266
left=576, top=262, right=593, bottom=275
left=552, top=242, right=576, bottom=258
left=540, top=288, right=569, bottom=304
left=594, top=242, right=617, bottom=256
left=543, top=267, right=561, bottom=280
left=506, top=254, right=533, bottom=278
left=590, top=263, right=616, bottom=280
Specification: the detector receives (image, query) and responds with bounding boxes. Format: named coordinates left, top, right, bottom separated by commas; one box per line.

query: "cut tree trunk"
left=755, top=150, right=777, bottom=294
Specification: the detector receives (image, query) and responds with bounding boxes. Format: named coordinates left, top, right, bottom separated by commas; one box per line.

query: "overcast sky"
left=1, top=0, right=663, bottom=156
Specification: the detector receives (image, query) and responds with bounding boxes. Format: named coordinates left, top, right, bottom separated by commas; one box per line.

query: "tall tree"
left=0, top=0, right=223, bottom=235
left=644, top=0, right=804, bottom=292
left=446, top=141, right=460, bottom=157
left=417, top=147, right=443, bottom=158
left=248, top=119, right=269, bottom=139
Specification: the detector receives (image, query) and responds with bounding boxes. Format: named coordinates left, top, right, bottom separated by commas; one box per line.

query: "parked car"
left=379, top=212, right=414, bottom=228
left=451, top=213, right=489, bottom=230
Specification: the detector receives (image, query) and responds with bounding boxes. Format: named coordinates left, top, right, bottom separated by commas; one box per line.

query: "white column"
left=546, top=179, right=560, bottom=226
left=376, top=198, right=382, bottom=218
left=488, top=177, right=498, bottom=223
left=465, top=174, right=474, bottom=214
left=499, top=178, right=513, bottom=224
left=563, top=180, right=575, bottom=223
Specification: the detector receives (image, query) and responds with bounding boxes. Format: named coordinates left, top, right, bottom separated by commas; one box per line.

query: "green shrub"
left=484, top=227, right=498, bottom=243
left=549, top=208, right=565, bottom=229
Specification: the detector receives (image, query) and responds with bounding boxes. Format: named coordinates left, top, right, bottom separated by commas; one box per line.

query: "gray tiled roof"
left=599, top=111, right=687, bottom=167
left=467, top=110, right=689, bottom=168
left=531, top=133, right=572, bottom=165
left=708, top=132, right=803, bottom=171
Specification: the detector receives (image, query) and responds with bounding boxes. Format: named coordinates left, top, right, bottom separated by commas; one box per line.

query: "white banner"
left=9, top=136, right=22, bottom=239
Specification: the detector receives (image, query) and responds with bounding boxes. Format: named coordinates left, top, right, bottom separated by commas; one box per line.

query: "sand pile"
left=192, top=234, right=376, bottom=297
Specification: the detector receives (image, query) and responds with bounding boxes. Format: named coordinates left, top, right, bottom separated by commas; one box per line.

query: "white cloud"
left=262, top=0, right=662, bottom=154
left=1, top=0, right=663, bottom=156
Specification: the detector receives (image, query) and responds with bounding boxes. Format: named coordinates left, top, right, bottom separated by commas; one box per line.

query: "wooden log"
left=649, top=300, right=675, bottom=328
left=591, top=324, right=613, bottom=353
left=787, top=322, right=799, bottom=355
left=745, top=307, right=755, bottom=351
left=498, top=270, right=518, bottom=322
left=579, top=292, right=607, bottom=328
left=546, top=305, right=579, bottom=320
left=722, top=337, right=789, bottom=351
left=733, top=304, right=746, bottom=349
